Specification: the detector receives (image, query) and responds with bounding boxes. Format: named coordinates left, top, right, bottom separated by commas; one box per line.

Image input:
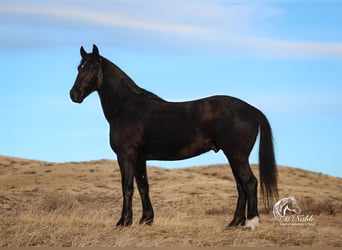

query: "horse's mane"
left=103, top=57, right=165, bottom=102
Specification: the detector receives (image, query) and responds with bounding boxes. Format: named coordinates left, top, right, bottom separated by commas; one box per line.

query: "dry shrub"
left=37, top=191, right=79, bottom=212
left=258, top=197, right=342, bottom=216
left=22, top=171, right=36, bottom=175
left=205, top=206, right=229, bottom=216
left=299, top=197, right=341, bottom=216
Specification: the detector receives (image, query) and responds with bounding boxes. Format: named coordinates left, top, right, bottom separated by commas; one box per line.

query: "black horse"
left=70, top=44, right=278, bottom=230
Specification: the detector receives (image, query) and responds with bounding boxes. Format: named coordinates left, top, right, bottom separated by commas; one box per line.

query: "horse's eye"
left=79, top=61, right=87, bottom=70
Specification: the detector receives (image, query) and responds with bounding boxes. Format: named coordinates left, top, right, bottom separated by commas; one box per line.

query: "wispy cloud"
left=0, top=3, right=208, bottom=35
left=219, top=36, right=342, bottom=58
left=1, top=0, right=342, bottom=57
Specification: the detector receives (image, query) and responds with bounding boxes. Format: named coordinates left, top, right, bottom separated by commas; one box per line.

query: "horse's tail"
left=257, top=110, right=278, bottom=211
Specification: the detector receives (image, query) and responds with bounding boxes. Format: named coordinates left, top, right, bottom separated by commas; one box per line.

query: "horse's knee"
left=240, top=174, right=257, bottom=194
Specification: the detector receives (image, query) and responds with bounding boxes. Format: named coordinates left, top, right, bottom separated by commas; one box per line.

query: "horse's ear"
left=80, top=46, right=87, bottom=58
left=92, top=44, right=99, bottom=57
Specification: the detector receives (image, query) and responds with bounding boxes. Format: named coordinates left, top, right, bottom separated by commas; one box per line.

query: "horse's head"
left=70, top=44, right=103, bottom=103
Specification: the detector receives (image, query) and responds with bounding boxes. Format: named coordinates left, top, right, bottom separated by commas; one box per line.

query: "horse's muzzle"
left=70, top=89, right=83, bottom=103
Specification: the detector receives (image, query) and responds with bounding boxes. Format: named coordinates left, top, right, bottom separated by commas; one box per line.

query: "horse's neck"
left=97, top=59, right=161, bottom=122
left=95, top=61, right=121, bottom=118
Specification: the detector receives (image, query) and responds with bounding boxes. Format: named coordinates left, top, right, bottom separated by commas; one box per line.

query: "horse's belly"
left=144, top=138, right=219, bottom=161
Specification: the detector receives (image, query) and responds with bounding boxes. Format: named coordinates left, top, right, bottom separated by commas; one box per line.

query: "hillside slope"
left=0, top=155, right=341, bottom=247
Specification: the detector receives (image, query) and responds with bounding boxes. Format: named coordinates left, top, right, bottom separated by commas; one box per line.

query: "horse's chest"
left=109, top=123, right=144, bottom=152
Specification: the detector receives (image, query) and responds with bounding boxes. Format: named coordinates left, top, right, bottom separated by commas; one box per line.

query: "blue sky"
left=1, top=0, right=341, bottom=177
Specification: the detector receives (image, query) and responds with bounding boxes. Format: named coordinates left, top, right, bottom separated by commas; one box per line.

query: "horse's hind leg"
left=228, top=176, right=247, bottom=227
left=226, top=154, right=260, bottom=230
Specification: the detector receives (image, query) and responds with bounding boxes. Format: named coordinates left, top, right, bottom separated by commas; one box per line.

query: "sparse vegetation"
left=0, top=155, right=341, bottom=247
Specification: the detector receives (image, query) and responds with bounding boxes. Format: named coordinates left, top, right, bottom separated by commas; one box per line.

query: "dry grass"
left=0, top=155, right=341, bottom=247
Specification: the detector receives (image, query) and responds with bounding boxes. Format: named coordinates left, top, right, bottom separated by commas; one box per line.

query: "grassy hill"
left=0, top=155, right=341, bottom=247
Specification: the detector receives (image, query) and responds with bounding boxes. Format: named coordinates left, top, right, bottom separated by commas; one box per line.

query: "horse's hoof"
left=227, top=216, right=246, bottom=229
left=139, top=217, right=154, bottom=226
left=116, top=218, right=132, bottom=227
left=243, top=216, right=260, bottom=231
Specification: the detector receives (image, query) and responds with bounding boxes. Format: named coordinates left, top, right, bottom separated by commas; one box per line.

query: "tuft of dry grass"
left=298, top=196, right=341, bottom=216
left=37, top=191, right=80, bottom=213
left=0, top=155, right=341, bottom=247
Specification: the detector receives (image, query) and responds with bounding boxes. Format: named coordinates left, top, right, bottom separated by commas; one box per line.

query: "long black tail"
left=258, top=111, right=278, bottom=210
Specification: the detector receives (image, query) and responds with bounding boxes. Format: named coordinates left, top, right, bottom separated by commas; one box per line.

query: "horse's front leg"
left=135, top=157, right=154, bottom=225
left=116, top=154, right=135, bottom=227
